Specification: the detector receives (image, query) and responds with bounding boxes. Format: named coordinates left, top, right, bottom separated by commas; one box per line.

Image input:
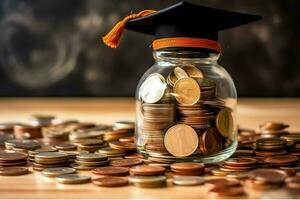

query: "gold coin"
left=174, top=67, right=189, bottom=79
left=164, top=124, right=198, bottom=157
left=216, top=108, right=234, bottom=137
left=173, top=77, right=201, bottom=105
left=181, top=65, right=204, bottom=79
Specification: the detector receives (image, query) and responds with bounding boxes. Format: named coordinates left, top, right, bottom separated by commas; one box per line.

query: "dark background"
left=0, top=0, right=299, bottom=97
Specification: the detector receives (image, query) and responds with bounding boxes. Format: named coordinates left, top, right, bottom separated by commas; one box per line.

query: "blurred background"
left=0, top=0, right=298, bottom=97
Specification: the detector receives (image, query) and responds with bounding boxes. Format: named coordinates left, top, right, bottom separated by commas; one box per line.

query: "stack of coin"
left=259, top=122, right=289, bottom=138
left=140, top=103, right=175, bottom=153
left=33, top=152, right=69, bottom=171
left=172, top=175, right=204, bottom=186
left=170, top=162, right=205, bottom=176
left=129, top=175, right=167, bottom=188
left=92, top=176, right=128, bottom=187
left=73, top=153, right=108, bottom=170
left=91, top=166, right=129, bottom=176
left=0, top=166, right=29, bottom=176
left=5, top=139, right=41, bottom=153
left=264, top=155, right=299, bottom=167
left=29, top=114, right=55, bottom=127
left=28, top=146, right=57, bottom=162
left=42, top=126, right=70, bottom=145
left=220, top=157, right=258, bottom=172
left=104, top=129, right=134, bottom=142
left=0, top=152, right=28, bottom=167
left=72, top=139, right=105, bottom=153
left=69, top=125, right=108, bottom=141
left=281, top=134, right=300, bottom=157
left=55, top=142, right=77, bottom=151
left=255, top=138, right=288, bottom=157
left=109, top=158, right=143, bottom=167
left=14, top=124, right=42, bottom=139
left=246, top=169, right=287, bottom=189
left=96, top=147, right=124, bottom=158
left=56, top=174, right=91, bottom=184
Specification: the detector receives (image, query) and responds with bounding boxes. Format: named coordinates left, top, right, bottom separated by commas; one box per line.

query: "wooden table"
left=1, top=98, right=300, bottom=199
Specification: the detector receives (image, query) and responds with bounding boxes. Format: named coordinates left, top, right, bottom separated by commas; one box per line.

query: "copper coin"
left=0, top=152, right=27, bottom=162
left=92, top=176, right=128, bottom=187
left=109, top=158, right=143, bottom=167
left=91, top=166, right=129, bottom=176
left=171, top=162, right=205, bottom=171
left=248, top=169, right=287, bottom=184
left=264, top=155, right=299, bottom=165
left=200, top=128, right=223, bottom=155
left=109, top=141, right=136, bottom=151
left=124, top=153, right=144, bottom=159
left=220, top=164, right=256, bottom=171
left=255, top=149, right=287, bottom=157
left=205, top=178, right=240, bottom=189
left=224, top=157, right=257, bottom=167
left=0, top=166, right=29, bottom=176
left=256, top=138, right=287, bottom=146
left=130, top=165, right=166, bottom=176
left=209, top=186, right=244, bottom=197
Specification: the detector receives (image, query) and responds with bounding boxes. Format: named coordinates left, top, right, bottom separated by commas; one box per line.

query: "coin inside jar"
left=216, top=107, right=234, bottom=138
left=139, top=73, right=167, bottom=104
left=173, top=77, right=201, bottom=105
left=174, top=67, right=189, bottom=79
left=181, top=65, right=204, bottom=79
left=164, top=124, right=198, bottom=157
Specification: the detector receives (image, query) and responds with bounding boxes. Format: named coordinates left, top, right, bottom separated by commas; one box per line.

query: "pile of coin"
left=138, top=65, right=234, bottom=161
left=0, top=152, right=27, bottom=167
left=33, top=152, right=69, bottom=171
left=73, top=153, right=108, bottom=170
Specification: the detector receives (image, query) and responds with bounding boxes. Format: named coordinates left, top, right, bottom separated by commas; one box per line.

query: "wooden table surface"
left=1, top=98, right=300, bottom=199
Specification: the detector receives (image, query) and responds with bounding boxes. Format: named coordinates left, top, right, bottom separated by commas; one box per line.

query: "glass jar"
left=135, top=50, right=237, bottom=163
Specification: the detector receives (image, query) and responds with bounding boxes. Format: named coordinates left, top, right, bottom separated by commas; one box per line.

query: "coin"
left=181, top=65, right=204, bottom=79
left=173, top=77, right=200, bottom=105
left=91, top=166, right=129, bottom=176
left=14, top=125, right=42, bottom=139
left=130, top=165, right=166, bottom=176
left=109, top=158, right=143, bottom=167
left=139, top=73, right=167, bottom=104
left=173, top=176, right=204, bottom=186
left=171, top=162, right=205, bottom=176
left=205, top=178, right=240, bottom=189
left=42, top=167, right=76, bottom=177
left=56, top=174, right=91, bottom=184
left=114, top=121, right=135, bottom=130
left=216, top=108, right=234, bottom=138
left=264, top=155, right=299, bottom=166
left=76, top=153, right=108, bottom=162
left=208, top=186, right=244, bottom=197
left=35, top=152, right=68, bottom=160
left=259, top=122, right=289, bottom=131
left=92, top=177, right=128, bottom=187
left=129, top=175, right=166, bottom=188
left=248, top=169, right=287, bottom=184
left=174, top=67, right=189, bottom=79
left=200, top=127, right=223, bottom=155
left=224, top=157, right=257, bottom=167
left=164, top=124, right=198, bottom=157
left=0, top=166, right=29, bottom=176
left=0, top=152, right=27, bottom=162
left=109, top=141, right=136, bottom=151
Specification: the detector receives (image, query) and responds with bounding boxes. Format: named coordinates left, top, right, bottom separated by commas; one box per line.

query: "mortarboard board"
left=103, top=1, right=262, bottom=52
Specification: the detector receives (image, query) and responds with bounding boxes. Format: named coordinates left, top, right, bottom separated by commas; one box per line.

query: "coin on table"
left=174, top=67, right=189, bottom=79
left=181, top=65, right=204, bottom=79
left=264, top=155, right=299, bottom=166
left=164, top=124, right=198, bottom=157
left=0, top=152, right=27, bottom=162
left=109, top=141, right=136, bottom=151
left=91, top=166, right=129, bottom=176
left=56, top=174, right=91, bottom=184
left=259, top=122, right=289, bottom=131
left=173, top=176, right=204, bottom=186
left=173, top=77, right=200, bottom=105
left=205, top=178, right=240, bottom=189
left=130, top=165, right=166, bottom=176
left=76, top=153, right=108, bottom=162
left=248, top=169, right=287, bottom=184
left=35, top=152, right=68, bottom=160
left=42, top=167, right=76, bottom=177
left=216, top=107, right=234, bottom=138
left=224, top=157, right=258, bottom=167
left=0, top=167, right=29, bottom=176
left=92, top=177, right=128, bottom=187
left=208, top=186, right=244, bottom=197
left=129, top=175, right=166, bottom=188
left=139, top=73, right=167, bottom=104
left=109, top=158, right=143, bottom=167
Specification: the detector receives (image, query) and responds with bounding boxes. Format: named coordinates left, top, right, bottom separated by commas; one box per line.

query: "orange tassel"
left=102, top=10, right=156, bottom=48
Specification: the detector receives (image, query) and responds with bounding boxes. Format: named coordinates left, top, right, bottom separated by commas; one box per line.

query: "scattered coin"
left=130, top=165, right=166, bottom=176
left=173, top=176, right=204, bottom=186
left=129, top=175, right=166, bottom=188
left=0, top=166, right=29, bottom=176
left=92, top=177, right=128, bottom=187
left=56, top=174, right=91, bottom=184
left=42, top=167, right=76, bottom=177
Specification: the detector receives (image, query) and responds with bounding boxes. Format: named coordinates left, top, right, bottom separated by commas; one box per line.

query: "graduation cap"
left=102, top=1, right=262, bottom=52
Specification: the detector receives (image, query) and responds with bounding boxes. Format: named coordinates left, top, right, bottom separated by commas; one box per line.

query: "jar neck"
left=153, top=50, right=220, bottom=65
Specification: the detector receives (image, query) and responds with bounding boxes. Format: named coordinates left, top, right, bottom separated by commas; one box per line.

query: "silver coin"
left=139, top=73, right=167, bottom=104
left=56, top=174, right=91, bottom=184
left=42, top=167, right=76, bottom=177
left=173, top=176, right=205, bottom=186
left=35, top=152, right=68, bottom=159
left=76, top=153, right=108, bottom=161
